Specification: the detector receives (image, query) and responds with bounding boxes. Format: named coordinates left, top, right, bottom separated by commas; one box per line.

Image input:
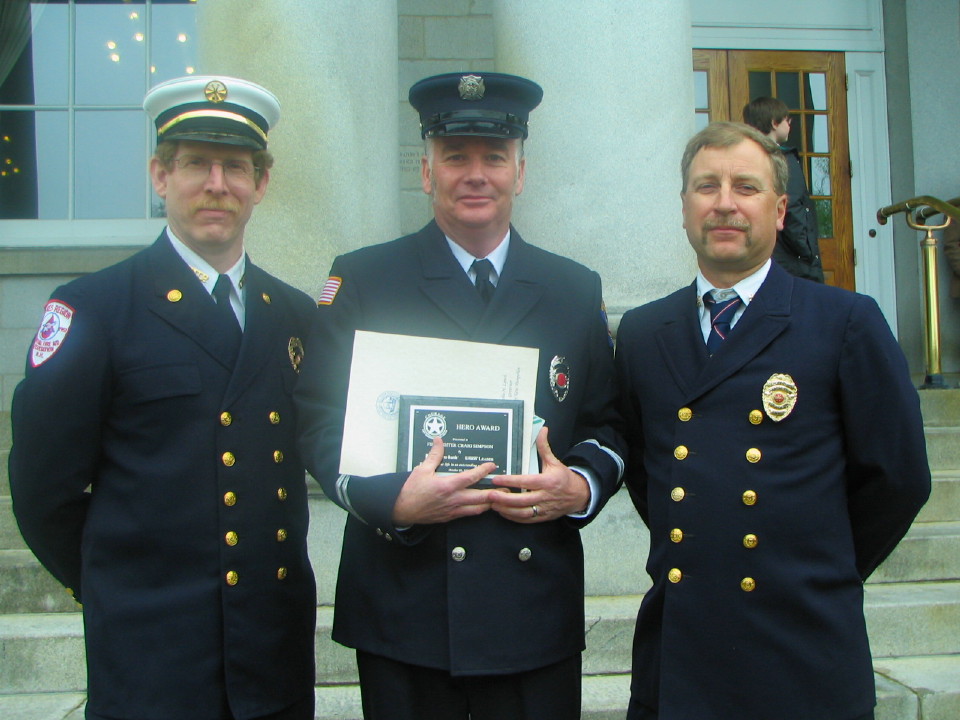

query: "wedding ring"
left=531, top=505, right=540, bottom=518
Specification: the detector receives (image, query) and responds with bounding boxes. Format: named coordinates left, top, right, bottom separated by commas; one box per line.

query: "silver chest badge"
left=550, top=355, right=570, bottom=403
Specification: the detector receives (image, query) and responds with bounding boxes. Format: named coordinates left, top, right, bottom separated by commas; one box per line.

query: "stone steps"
left=0, top=655, right=957, bottom=720
left=2, top=582, right=958, bottom=696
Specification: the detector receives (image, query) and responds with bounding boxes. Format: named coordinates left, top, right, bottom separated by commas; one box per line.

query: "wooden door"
left=693, top=50, right=854, bottom=290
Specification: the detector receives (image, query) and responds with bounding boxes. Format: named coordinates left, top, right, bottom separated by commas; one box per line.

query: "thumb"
left=536, top=425, right=559, bottom=467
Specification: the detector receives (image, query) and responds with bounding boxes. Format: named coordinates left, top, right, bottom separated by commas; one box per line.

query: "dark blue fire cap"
left=409, top=72, right=543, bottom=140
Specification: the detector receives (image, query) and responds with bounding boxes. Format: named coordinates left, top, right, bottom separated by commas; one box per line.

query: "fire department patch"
left=31, top=300, right=75, bottom=368
left=550, top=355, right=570, bottom=403
left=318, top=277, right=342, bottom=306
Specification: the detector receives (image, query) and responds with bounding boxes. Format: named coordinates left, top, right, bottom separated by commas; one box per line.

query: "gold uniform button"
left=668, top=568, right=682, bottom=583
left=749, top=409, right=763, bottom=425
left=451, top=546, right=467, bottom=562
left=743, top=534, right=759, bottom=549
left=262, top=292, right=272, bottom=304
left=746, top=448, right=762, bottom=463
left=223, top=491, right=237, bottom=507
left=269, top=411, right=281, bottom=425
left=678, top=407, right=693, bottom=422
left=225, top=571, right=238, bottom=586
left=277, top=567, right=287, bottom=580
left=220, top=411, right=232, bottom=426
left=273, top=450, right=284, bottom=464
left=742, top=490, right=757, bottom=506
left=276, top=528, right=288, bottom=542
left=518, top=547, right=532, bottom=562
left=277, top=487, right=288, bottom=501
left=225, top=531, right=238, bottom=546
left=222, top=452, right=236, bottom=467
left=669, top=528, right=684, bottom=543
left=671, top=487, right=686, bottom=502
left=741, top=577, right=756, bottom=592
left=674, top=445, right=689, bottom=460
left=166, top=289, right=182, bottom=303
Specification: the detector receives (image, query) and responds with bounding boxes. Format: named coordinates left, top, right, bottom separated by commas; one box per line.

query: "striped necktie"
left=704, top=292, right=742, bottom=354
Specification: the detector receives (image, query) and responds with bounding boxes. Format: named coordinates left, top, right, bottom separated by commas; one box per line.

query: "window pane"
left=776, top=72, right=801, bottom=110
left=815, top=198, right=833, bottom=238
left=151, top=3, right=199, bottom=81
left=694, top=111, right=709, bottom=131
left=75, top=109, right=145, bottom=218
left=749, top=71, right=771, bottom=100
left=0, top=111, right=69, bottom=219
left=693, top=71, right=708, bottom=110
left=75, top=2, right=148, bottom=105
left=807, top=73, right=827, bottom=110
left=0, top=3, right=70, bottom=105
left=811, top=114, right=829, bottom=153
left=809, top=156, right=831, bottom=196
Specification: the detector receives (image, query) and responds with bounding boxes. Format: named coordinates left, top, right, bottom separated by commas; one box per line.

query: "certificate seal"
left=376, top=391, right=400, bottom=419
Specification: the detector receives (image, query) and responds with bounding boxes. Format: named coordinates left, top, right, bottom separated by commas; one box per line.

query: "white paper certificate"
left=339, top=331, right=539, bottom=477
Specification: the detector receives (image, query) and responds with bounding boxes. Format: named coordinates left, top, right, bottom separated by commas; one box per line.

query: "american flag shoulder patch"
left=318, top=276, right=342, bottom=306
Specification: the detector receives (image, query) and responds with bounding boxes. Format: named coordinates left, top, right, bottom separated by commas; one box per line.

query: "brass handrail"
left=876, top=195, right=956, bottom=389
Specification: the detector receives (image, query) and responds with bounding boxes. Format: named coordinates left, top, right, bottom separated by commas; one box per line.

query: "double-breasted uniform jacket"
left=9, top=234, right=318, bottom=720
left=774, top=146, right=824, bottom=283
left=295, top=220, right=625, bottom=676
left=614, top=262, right=930, bottom=720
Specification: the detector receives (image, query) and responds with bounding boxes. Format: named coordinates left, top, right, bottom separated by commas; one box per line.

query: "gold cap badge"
left=204, top=80, right=228, bottom=103
left=762, top=373, right=798, bottom=422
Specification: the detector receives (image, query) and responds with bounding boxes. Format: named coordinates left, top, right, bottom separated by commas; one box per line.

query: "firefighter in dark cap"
left=295, top=71, right=626, bottom=720
left=9, top=75, right=317, bottom=720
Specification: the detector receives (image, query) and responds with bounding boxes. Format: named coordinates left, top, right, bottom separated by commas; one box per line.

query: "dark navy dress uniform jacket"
left=295, top=220, right=625, bottom=676
left=9, top=234, right=318, bottom=720
left=614, top=262, right=930, bottom=720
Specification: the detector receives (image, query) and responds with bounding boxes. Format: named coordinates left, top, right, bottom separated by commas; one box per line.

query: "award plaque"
left=397, top=396, right=524, bottom=487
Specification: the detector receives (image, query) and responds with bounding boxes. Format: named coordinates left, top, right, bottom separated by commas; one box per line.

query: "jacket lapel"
left=222, top=262, right=278, bottom=407
left=686, top=264, right=793, bottom=401
left=415, top=222, right=487, bottom=335
left=476, top=229, right=545, bottom=343
left=653, top=283, right=709, bottom=399
left=145, top=234, right=237, bottom=370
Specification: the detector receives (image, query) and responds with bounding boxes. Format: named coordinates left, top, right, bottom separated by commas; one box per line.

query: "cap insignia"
left=762, top=373, right=797, bottom=422
left=458, top=74, right=485, bottom=101
left=204, top=80, right=228, bottom=103
left=550, top=355, right=570, bottom=403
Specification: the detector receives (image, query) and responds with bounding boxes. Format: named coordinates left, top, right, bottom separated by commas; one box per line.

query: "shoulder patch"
left=318, top=276, right=342, bottom=306
left=31, top=300, right=76, bottom=367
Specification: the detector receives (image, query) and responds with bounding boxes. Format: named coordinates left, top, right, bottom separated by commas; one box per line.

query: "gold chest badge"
left=762, top=373, right=797, bottom=422
left=288, top=337, right=304, bottom=373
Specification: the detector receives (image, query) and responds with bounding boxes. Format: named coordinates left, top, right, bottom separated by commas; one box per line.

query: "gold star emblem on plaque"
left=204, top=80, right=228, bottom=103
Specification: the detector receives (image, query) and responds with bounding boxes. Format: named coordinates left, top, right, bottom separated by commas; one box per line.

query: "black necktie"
left=471, top=258, right=495, bottom=304
left=704, top=292, right=742, bottom=354
left=213, top=274, right=242, bottom=360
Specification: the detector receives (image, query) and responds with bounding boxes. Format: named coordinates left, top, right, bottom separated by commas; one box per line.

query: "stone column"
left=197, top=0, right=400, bottom=296
left=492, top=0, right=696, bottom=322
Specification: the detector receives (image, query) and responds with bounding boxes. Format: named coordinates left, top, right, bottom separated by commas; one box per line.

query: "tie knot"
left=704, top=292, right=741, bottom=322
left=213, top=274, right=232, bottom=306
left=471, top=258, right=493, bottom=282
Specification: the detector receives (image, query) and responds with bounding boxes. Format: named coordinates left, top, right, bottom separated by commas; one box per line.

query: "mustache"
left=703, top=217, right=750, bottom=232
left=193, top=200, right=238, bottom=213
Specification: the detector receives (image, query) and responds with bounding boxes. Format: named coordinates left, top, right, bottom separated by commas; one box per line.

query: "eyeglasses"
left=172, top=154, right=258, bottom=182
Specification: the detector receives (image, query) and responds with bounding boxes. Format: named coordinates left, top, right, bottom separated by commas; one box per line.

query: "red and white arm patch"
left=318, top=276, right=342, bottom=306
left=30, top=299, right=76, bottom=368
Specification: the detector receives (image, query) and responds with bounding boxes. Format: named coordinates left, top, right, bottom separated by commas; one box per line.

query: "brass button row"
left=666, top=569, right=757, bottom=592
left=223, top=529, right=288, bottom=546
left=219, top=411, right=281, bottom=426
left=449, top=546, right=533, bottom=562
left=674, top=445, right=761, bottom=464
left=675, top=407, right=764, bottom=425
left=221, top=450, right=286, bottom=466
left=224, top=568, right=289, bottom=586
left=223, top=489, right=288, bottom=506
left=670, top=487, right=756, bottom=506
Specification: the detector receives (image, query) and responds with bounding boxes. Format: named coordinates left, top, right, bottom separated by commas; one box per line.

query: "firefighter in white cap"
left=10, top=75, right=317, bottom=720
